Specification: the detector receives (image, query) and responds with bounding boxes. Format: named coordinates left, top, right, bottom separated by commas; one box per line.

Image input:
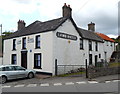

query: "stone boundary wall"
left=88, top=67, right=120, bottom=79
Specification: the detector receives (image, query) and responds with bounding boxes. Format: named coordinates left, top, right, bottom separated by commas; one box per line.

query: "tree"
left=0, top=31, right=14, bottom=53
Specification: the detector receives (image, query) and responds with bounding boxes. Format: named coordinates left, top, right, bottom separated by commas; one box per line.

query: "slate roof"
left=5, top=17, right=68, bottom=39
left=78, top=28, right=103, bottom=42
left=4, top=17, right=103, bottom=42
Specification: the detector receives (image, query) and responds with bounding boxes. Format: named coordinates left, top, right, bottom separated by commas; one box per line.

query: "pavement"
left=1, top=74, right=120, bottom=89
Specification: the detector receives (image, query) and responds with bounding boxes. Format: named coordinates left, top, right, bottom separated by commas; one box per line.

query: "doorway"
left=95, top=55, right=98, bottom=67
left=21, top=51, right=27, bottom=68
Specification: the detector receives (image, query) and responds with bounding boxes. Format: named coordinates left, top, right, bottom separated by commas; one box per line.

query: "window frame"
left=95, top=42, right=98, bottom=51
left=80, top=38, right=84, bottom=50
left=13, top=39, right=16, bottom=50
left=35, top=35, right=40, bottom=49
left=89, top=40, right=92, bottom=51
left=11, top=54, right=17, bottom=65
left=34, top=53, right=42, bottom=69
left=22, top=37, right=26, bottom=49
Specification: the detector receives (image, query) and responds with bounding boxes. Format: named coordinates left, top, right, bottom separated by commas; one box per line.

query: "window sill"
left=89, top=50, right=92, bottom=51
left=22, top=48, right=27, bottom=50
left=35, top=47, right=41, bottom=49
left=80, top=48, right=84, bottom=50
left=12, top=49, right=16, bottom=51
left=33, top=67, right=42, bottom=69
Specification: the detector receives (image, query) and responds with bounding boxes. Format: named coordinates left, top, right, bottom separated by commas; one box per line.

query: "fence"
left=55, top=59, right=88, bottom=77
left=57, top=65, right=86, bottom=76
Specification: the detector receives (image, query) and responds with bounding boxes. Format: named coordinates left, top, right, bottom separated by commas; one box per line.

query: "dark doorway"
left=95, top=55, right=98, bottom=67
left=21, top=51, right=27, bottom=68
left=89, top=54, right=92, bottom=65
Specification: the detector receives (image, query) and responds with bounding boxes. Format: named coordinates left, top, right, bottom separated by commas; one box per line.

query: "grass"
left=108, top=62, right=120, bottom=67
left=57, top=71, right=85, bottom=77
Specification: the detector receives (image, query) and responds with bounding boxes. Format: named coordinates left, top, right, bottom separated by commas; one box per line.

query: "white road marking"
left=65, top=82, right=74, bottom=85
left=54, top=83, right=62, bottom=86
left=112, top=80, right=120, bottom=82
left=105, top=81, right=111, bottom=83
left=2, top=86, right=11, bottom=88
left=88, top=81, right=99, bottom=84
left=14, top=85, right=25, bottom=87
left=40, top=83, right=49, bottom=87
left=27, top=84, right=37, bottom=87
left=76, top=81, right=87, bottom=84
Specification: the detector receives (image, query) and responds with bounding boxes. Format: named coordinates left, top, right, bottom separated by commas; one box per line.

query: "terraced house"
left=3, top=3, right=115, bottom=75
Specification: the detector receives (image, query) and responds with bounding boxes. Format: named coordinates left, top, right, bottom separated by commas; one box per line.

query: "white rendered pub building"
left=3, top=3, right=115, bottom=75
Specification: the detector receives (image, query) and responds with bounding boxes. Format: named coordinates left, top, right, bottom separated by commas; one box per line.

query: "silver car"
left=0, top=65, right=36, bottom=84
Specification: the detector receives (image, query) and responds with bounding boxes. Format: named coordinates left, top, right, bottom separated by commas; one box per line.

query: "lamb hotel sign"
left=56, top=32, right=77, bottom=41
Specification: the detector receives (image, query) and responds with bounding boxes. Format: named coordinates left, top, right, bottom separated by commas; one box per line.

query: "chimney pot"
left=62, top=3, right=72, bottom=18
left=64, top=3, right=67, bottom=6
left=68, top=5, right=70, bottom=7
left=88, top=22, right=95, bottom=32
left=17, top=19, right=26, bottom=30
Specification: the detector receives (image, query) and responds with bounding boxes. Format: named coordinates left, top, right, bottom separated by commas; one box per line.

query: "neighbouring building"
left=96, top=32, right=115, bottom=62
left=3, top=3, right=115, bottom=75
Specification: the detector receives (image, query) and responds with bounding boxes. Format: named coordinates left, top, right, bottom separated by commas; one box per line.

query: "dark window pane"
left=36, top=35, right=40, bottom=48
left=11, top=54, right=17, bottom=64
left=13, top=39, right=16, bottom=50
left=80, top=38, right=83, bottom=49
left=22, top=38, right=26, bottom=49
left=34, top=53, right=41, bottom=69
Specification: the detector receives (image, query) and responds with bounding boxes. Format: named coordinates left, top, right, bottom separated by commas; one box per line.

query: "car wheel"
left=28, top=72, right=34, bottom=79
left=2, top=76, right=7, bottom=84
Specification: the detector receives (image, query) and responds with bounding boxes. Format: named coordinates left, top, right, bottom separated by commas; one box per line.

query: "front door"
left=95, top=55, right=98, bottom=67
left=21, top=51, right=27, bottom=69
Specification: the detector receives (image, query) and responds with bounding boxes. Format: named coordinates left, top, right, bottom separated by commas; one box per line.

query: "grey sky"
left=0, top=0, right=119, bottom=38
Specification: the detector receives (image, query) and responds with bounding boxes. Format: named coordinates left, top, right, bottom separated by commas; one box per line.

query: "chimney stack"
left=18, top=20, right=26, bottom=30
left=62, top=3, right=72, bottom=18
left=88, top=22, right=95, bottom=32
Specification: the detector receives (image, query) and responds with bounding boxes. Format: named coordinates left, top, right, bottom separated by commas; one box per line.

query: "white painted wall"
left=3, top=31, right=54, bottom=74
left=3, top=19, right=115, bottom=75
left=52, top=19, right=104, bottom=75
left=103, top=40, right=115, bottom=62
left=0, top=57, right=3, bottom=65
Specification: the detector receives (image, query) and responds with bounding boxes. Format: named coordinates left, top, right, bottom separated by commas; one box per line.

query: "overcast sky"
left=0, top=0, right=119, bottom=38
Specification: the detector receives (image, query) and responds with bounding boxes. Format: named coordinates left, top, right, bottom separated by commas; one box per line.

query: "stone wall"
left=88, top=66, right=120, bottom=79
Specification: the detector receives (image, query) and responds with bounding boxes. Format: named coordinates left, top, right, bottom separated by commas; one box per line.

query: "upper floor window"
left=11, top=54, right=17, bottom=64
left=110, top=42, right=112, bottom=46
left=22, top=37, right=26, bottom=49
left=95, top=42, right=98, bottom=51
left=35, top=35, right=40, bottom=48
left=106, top=41, right=109, bottom=46
left=89, top=40, right=92, bottom=51
left=13, top=39, right=16, bottom=50
left=80, top=38, right=84, bottom=49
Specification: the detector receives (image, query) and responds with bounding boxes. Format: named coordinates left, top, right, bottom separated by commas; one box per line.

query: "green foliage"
left=2, top=31, right=14, bottom=39
left=0, top=31, right=14, bottom=52
left=108, top=62, right=120, bottom=67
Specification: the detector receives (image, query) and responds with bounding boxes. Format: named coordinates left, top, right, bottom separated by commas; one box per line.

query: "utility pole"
left=0, top=24, right=3, bottom=65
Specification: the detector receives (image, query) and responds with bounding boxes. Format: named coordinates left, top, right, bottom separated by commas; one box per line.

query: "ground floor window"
left=11, top=54, right=17, bottom=64
left=34, top=53, right=42, bottom=69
